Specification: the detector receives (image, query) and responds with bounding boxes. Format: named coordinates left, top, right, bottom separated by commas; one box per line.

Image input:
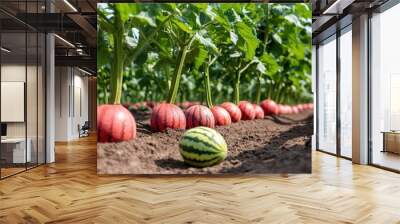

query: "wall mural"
left=96, top=3, right=313, bottom=174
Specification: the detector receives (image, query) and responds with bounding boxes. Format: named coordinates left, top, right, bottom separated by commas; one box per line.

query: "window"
left=0, top=1, right=47, bottom=179
left=317, top=35, right=337, bottom=154
left=370, top=3, right=400, bottom=171
left=339, top=27, right=352, bottom=158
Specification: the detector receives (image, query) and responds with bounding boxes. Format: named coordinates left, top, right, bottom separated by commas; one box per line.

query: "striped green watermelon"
left=179, top=127, right=228, bottom=167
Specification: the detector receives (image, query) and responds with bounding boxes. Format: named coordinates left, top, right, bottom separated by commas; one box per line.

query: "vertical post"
left=313, top=44, right=319, bottom=150
left=315, top=44, right=320, bottom=151
left=24, top=3, right=28, bottom=169
left=0, top=24, right=2, bottom=179
left=367, top=12, right=373, bottom=164
left=352, top=14, right=369, bottom=164
left=336, top=28, right=341, bottom=156
left=46, top=0, right=55, bottom=163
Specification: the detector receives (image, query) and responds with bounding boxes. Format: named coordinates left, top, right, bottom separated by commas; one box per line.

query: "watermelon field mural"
left=97, top=3, right=313, bottom=174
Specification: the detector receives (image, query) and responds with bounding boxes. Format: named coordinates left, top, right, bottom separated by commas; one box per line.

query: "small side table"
left=381, top=131, right=400, bottom=154
left=1, top=138, right=32, bottom=164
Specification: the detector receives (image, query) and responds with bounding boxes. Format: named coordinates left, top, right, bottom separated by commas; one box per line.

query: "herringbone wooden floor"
left=0, top=135, right=399, bottom=224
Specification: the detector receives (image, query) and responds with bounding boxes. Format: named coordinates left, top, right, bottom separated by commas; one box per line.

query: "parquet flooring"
left=0, top=135, right=400, bottom=223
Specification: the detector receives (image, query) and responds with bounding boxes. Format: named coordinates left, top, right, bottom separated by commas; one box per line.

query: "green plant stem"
left=263, top=5, right=270, bottom=52
left=109, top=9, right=124, bottom=104
left=144, top=86, right=149, bottom=101
left=234, top=60, right=257, bottom=104
left=234, top=72, right=241, bottom=105
left=204, top=67, right=213, bottom=108
left=255, top=75, right=262, bottom=104
left=104, top=86, right=108, bottom=104
left=276, top=84, right=286, bottom=104
left=203, top=56, right=217, bottom=108
left=166, top=37, right=195, bottom=104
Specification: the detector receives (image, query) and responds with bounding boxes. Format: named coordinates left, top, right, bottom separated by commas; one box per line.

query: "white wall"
left=1, top=65, right=29, bottom=138
left=55, top=67, right=89, bottom=141
left=1, top=63, right=46, bottom=164
left=1, top=65, right=26, bottom=135
left=55, top=66, right=69, bottom=141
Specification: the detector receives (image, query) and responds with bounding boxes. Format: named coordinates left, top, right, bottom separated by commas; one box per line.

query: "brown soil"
left=97, top=111, right=313, bottom=174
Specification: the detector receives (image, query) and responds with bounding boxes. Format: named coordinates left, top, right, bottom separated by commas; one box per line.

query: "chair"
left=79, top=121, right=90, bottom=138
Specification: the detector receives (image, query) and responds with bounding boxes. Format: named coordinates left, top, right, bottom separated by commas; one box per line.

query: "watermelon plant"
left=97, top=3, right=313, bottom=119
left=149, top=4, right=222, bottom=131
left=97, top=4, right=139, bottom=142
left=198, top=53, right=232, bottom=126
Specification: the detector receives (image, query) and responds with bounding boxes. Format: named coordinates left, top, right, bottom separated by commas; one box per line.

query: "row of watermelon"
left=123, top=100, right=313, bottom=115
left=97, top=100, right=313, bottom=143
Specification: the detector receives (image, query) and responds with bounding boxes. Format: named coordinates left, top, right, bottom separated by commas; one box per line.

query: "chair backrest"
left=82, top=121, right=90, bottom=129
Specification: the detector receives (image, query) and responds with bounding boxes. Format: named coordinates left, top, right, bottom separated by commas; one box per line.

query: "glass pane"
left=38, top=33, right=45, bottom=165
left=371, top=5, right=400, bottom=171
left=318, top=36, right=337, bottom=154
left=27, top=31, right=38, bottom=169
left=340, top=28, right=352, bottom=158
left=1, top=31, right=27, bottom=177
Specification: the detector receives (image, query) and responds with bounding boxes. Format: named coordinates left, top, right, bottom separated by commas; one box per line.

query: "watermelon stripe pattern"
left=97, top=104, right=136, bottom=142
left=253, top=104, right=265, bottom=119
left=220, top=102, right=241, bottom=123
left=150, top=103, right=186, bottom=132
left=185, top=105, right=215, bottom=129
left=238, top=101, right=256, bottom=120
left=211, top=106, right=231, bottom=126
left=179, top=127, right=227, bottom=167
left=260, top=99, right=279, bottom=115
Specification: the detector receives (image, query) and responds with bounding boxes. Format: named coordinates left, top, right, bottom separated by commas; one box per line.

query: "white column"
left=46, top=32, right=55, bottom=163
left=312, top=45, right=317, bottom=151
left=352, top=14, right=369, bottom=164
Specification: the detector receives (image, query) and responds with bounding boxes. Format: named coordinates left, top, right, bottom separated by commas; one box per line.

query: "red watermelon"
left=211, top=106, right=231, bottom=126
left=185, top=105, right=215, bottom=129
left=238, top=101, right=256, bottom=120
left=280, top=105, right=287, bottom=114
left=292, top=106, right=299, bottom=114
left=97, top=104, right=136, bottom=142
left=150, top=103, right=186, bottom=132
left=260, top=99, right=279, bottom=115
left=220, top=102, right=242, bottom=122
left=253, top=104, right=265, bottom=119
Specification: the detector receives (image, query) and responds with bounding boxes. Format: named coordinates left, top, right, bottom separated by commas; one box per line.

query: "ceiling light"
left=76, top=48, right=86, bottom=55
left=54, top=34, right=75, bottom=48
left=78, top=67, right=92, bottom=76
left=1, top=47, right=11, bottom=53
left=63, top=0, right=78, bottom=12
left=322, top=0, right=354, bottom=15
